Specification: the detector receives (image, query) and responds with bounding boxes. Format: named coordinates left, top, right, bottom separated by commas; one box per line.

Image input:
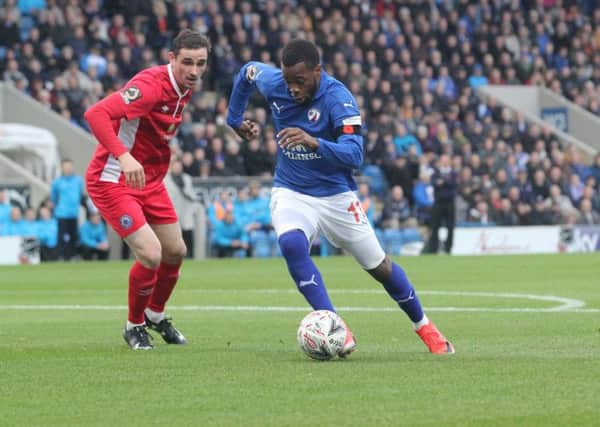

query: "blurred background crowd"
left=1, top=0, right=600, bottom=259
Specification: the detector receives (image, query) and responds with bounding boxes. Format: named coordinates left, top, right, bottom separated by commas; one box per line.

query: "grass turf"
left=0, top=253, right=598, bottom=426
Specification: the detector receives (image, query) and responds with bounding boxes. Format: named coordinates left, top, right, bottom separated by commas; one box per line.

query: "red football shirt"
left=85, top=64, right=192, bottom=187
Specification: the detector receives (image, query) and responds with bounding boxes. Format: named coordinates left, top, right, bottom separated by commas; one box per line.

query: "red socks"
left=148, top=261, right=181, bottom=313
left=128, top=261, right=158, bottom=324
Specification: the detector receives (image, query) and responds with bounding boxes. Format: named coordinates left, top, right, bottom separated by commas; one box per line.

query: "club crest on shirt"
left=246, top=65, right=260, bottom=82
left=119, top=214, right=133, bottom=230
left=120, top=86, right=142, bottom=104
left=307, top=108, right=320, bottom=122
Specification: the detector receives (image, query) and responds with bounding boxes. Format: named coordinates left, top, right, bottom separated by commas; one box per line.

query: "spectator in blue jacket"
left=213, top=210, right=249, bottom=258
left=233, top=187, right=252, bottom=230
left=50, top=158, right=84, bottom=260
left=21, top=208, right=38, bottom=237
left=1, top=206, right=25, bottom=236
left=413, top=171, right=435, bottom=224
left=37, top=206, right=58, bottom=261
left=244, top=180, right=271, bottom=232
left=79, top=212, right=109, bottom=261
left=0, top=189, right=11, bottom=223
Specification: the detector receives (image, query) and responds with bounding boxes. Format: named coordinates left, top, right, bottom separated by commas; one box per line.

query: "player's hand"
left=234, top=120, right=260, bottom=141
left=277, top=128, right=319, bottom=151
left=118, top=152, right=146, bottom=190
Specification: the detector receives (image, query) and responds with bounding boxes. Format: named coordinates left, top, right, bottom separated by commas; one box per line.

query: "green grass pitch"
left=1, top=253, right=598, bottom=426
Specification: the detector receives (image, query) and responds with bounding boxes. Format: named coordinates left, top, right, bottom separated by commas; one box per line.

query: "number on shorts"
left=347, top=201, right=366, bottom=223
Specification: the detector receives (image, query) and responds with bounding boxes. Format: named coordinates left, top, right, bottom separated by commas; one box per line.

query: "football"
left=297, top=310, right=348, bottom=360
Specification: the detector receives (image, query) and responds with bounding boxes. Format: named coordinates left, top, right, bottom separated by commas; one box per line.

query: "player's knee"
left=172, top=239, right=188, bottom=260
left=367, top=255, right=392, bottom=283
left=278, top=230, right=309, bottom=261
left=136, top=244, right=162, bottom=269
left=161, top=239, right=186, bottom=263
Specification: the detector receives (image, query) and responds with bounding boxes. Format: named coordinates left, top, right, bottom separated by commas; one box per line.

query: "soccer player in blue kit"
left=227, top=39, right=454, bottom=355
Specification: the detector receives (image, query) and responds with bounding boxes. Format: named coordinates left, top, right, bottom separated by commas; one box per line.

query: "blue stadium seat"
left=361, top=165, right=387, bottom=197
left=250, top=230, right=277, bottom=258
left=319, top=235, right=337, bottom=257
left=401, top=228, right=422, bottom=244
left=383, top=229, right=404, bottom=256
left=374, top=228, right=385, bottom=248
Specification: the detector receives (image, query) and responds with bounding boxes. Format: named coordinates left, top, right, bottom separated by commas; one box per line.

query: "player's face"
left=282, top=62, right=321, bottom=104
left=169, top=47, right=209, bottom=90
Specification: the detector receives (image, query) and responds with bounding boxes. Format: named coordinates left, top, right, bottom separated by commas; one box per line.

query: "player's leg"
left=123, top=224, right=162, bottom=339
left=88, top=184, right=159, bottom=350
left=146, top=222, right=187, bottom=319
left=344, top=235, right=454, bottom=354
left=142, top=187, right=188, bottom=344
left=324, top=191, right=454, bottom=354
left=271, top=188, right=334, bottom=311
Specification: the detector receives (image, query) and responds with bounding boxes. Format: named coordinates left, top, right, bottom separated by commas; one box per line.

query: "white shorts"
left=270, top=187, right=386, bottom=270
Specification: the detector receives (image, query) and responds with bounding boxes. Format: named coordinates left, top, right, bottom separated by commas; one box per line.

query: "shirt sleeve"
left=314, top=86, right=364, bottom=170
left=226, top=61, right=279, bottom=129
left=84, top=76, right=160, bottom=158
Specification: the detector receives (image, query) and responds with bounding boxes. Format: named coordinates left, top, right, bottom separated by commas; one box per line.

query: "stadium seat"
left=319, top=235, right=337, bottom=257
left=250, top=230, right=274, bottom=258
left=361, top=165, right=387, bottom=197
left=383, top=229, right=404, bottom=256
left=401, top=228, right=423, bottom=244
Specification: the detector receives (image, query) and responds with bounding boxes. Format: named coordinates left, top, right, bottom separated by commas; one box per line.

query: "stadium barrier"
left=477, top=85, right=598, bottom=158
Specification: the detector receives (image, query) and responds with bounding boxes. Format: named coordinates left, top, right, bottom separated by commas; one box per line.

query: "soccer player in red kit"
left=84, top=30, right=210, bottom=350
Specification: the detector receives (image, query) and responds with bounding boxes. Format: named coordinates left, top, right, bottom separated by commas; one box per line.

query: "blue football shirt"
left=227, top=62, right=364, bottom=197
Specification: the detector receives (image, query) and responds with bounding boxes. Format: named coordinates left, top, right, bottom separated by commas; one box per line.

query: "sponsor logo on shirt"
left=120, top=86, right=142, bottom=104
left=282, top=145, right=322, bottom=160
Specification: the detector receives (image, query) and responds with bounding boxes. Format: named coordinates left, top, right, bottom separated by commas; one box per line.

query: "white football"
left=297, top=310, right=348, bottom=360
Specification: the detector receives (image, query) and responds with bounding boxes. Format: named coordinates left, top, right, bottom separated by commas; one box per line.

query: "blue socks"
left=279, top=230, right=424, bottom=323
left=382, top=263, right=424, bottom=323
left=278, top=230, right=334, bottom=311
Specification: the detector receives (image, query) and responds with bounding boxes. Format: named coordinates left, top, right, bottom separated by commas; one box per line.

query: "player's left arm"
left=226, top=62, right=277, bottom=140
left=277, top=89, right=363, bottom=169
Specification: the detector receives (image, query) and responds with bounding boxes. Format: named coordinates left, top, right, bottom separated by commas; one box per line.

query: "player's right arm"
left=226, top=61, right=278, bottom=139
left=84, top=77, right=159, bottom=189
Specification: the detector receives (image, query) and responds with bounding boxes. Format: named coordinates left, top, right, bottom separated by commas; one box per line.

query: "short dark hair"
left=172, top=29, right=211, bottom=55
left=281, top=39, right=320, bottom=68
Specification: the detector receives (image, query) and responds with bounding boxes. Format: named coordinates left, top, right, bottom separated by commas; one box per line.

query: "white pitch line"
left=1, top=305, right=599, bottom=313
left=0, top=290, right=596, bottom=312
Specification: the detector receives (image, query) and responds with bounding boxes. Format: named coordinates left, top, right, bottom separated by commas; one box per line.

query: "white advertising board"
left=452, top=226, right=561, bottom=255
left=0, top=236, right=40, bottom=265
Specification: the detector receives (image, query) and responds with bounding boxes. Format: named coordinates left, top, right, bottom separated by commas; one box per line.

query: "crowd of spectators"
left=2, top=0, right=600, bottom=258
